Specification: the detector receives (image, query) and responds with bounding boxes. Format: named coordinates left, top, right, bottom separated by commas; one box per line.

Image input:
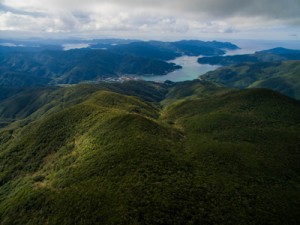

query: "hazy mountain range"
left=198, top=47, right=300, bottom=66
left=0, top=39, right=238, bottom=87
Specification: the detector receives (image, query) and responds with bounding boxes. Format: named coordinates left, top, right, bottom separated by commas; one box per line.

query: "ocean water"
left=226, top=39, right=300, bottom=55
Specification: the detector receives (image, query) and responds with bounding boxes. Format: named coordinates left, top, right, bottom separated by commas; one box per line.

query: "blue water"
left=142, top=39, right=300, bottom=82
left=141, top=56, right=220, bottom=82
left=226, top=39, right=300, bottom=55
left=62, top=43, right=90, bottom=50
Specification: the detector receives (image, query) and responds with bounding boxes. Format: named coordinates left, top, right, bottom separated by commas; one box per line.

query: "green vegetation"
left=202, top=60, right=300, bottom=100
left=161, top=80, right=232, bottom=106
left=0, top=49, right=181, bottom=87
left=0, top=39, right=239, bottom=87
left=0, top=80, right=299, bottom=224
left=198, top=48, right=300, bottom=66
left=109, top=40, right=239, bottom=60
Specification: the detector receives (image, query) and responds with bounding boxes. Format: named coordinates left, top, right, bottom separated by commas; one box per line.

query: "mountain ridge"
left=201, top=60, right=300, bottom=100
left=198, top=47, right=300, bottom=66
left=0, top=80, right=299, bottom=224
left=0, top=39, right=239, bottom=87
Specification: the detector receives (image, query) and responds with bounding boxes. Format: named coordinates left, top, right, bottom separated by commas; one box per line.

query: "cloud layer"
left=1, top=0, right=299, bottom=39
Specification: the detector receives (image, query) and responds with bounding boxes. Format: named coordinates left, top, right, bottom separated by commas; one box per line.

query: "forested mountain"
left=0, top=49, right=181, bottom=86
left=106, top=40, right=239, bottom=60
left=198, top=48, right=300, bottom=66
left=201, top=60, right=300, bottom=100
left=0, top=39, right=239, bottom=87
left=1, top=38, right=299, bottom=224
left=0, top=80, right=299, bottom=225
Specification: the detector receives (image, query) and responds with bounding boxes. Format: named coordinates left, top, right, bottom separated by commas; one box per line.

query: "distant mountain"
left=171, top=40, right=239, bottom=56
left=259, top=47, right=300, bottom=55
left=107, top=41, right=181, bottom=60
left=201, top=60, right=300, bottom=100
left=0, top=45, right=63, bottom=53
left=0, top=39, right=239, bottom=87
left=0, top=38, right=139, bottom=49
left=104, top=40, right=239, bottom=60
left=1, top=38, right=239, bottom=60
left=0, top=49, right=181, bottom=87
left=198, top=48, right=300, bottom=66
left=0, top=80, right=300, bottom=224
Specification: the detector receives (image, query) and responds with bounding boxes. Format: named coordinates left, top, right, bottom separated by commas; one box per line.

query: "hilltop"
left=0, top=80, right=299, bottom=225
left=201, top=60, right=300, bottom=100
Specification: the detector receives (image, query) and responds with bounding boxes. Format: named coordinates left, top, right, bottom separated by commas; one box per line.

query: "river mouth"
left=141, top=56, right=220, bottom=82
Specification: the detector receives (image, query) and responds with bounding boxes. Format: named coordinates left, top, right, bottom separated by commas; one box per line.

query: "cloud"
left=8, top=0, right=296, bottom=23
left=0, top=0, right=299, bottom=39
left=0, top=3, right=44, bottom=17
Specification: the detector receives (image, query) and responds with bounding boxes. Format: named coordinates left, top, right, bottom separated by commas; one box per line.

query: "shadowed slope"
left=202, top=61, right=300, bottom=100
left=0, top=81, right=299, bottom=225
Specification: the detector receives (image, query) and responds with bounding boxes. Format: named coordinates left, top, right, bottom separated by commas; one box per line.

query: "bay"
left=141, top=56, right=220, bottom=82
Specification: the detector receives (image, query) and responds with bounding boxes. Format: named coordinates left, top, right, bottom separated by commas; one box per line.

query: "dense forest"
left=0, top=80, right=299, bottom=224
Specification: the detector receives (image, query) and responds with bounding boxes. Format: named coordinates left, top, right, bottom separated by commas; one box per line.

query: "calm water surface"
left=141, top=56, right=220, bottom=82
left=62, top=43, right=90, bottom=50
left=142, top=40, right=300, bottom=82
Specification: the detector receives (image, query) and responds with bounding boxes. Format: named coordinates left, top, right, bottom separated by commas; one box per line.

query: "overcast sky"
left=0, top=0, right=299, bottom=40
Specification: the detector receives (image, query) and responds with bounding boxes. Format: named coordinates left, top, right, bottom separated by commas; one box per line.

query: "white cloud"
left=0, top=0, right=299, bottom=39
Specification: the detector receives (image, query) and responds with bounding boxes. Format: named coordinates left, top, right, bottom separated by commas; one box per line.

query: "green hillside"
left=0, top=49, right=181, bottom=87
left=0, top=81, right=167, bottom=129
left=198, top=48, right=300, bottom=66
left=201, top=60, right=300, bottom=100
left=0, top=80, right=300, bottom=225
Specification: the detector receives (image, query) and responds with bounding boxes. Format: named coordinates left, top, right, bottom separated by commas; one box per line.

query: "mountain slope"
left=198, top=48, right=300, bottom=66
left=201, top=60, right=300, bottom=100
left=0, top=49, right=181, bottom=86
left=0, top=81, right=167, bottom=130
left=91, top=40, right=239, bottom=60
left=161, top=80, right=232, bottom=106
left=162, top=88, right=300, bottom=224
left=0, top=81, right=299, bottom=225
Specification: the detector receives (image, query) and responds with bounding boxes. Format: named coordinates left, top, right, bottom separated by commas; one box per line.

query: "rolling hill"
left=201, top=60, right=300, bottom=100
left=0, top=80, right=299, bottom=225
left=198, top=48, right=300, bottom=66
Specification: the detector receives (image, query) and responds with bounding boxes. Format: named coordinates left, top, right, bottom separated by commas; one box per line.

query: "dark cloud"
left=184, top=0, right=299, bottom=20
left=93, top=0, right=300, bottom=23
left=104, top=0, right=298, bottom=27
left=5, top=0, right=298, bottom=23
left=2, top=0, right=300, bottom=24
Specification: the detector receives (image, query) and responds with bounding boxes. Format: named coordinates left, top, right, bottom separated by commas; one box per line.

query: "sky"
left=0, top=0, right=300, bottom=41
